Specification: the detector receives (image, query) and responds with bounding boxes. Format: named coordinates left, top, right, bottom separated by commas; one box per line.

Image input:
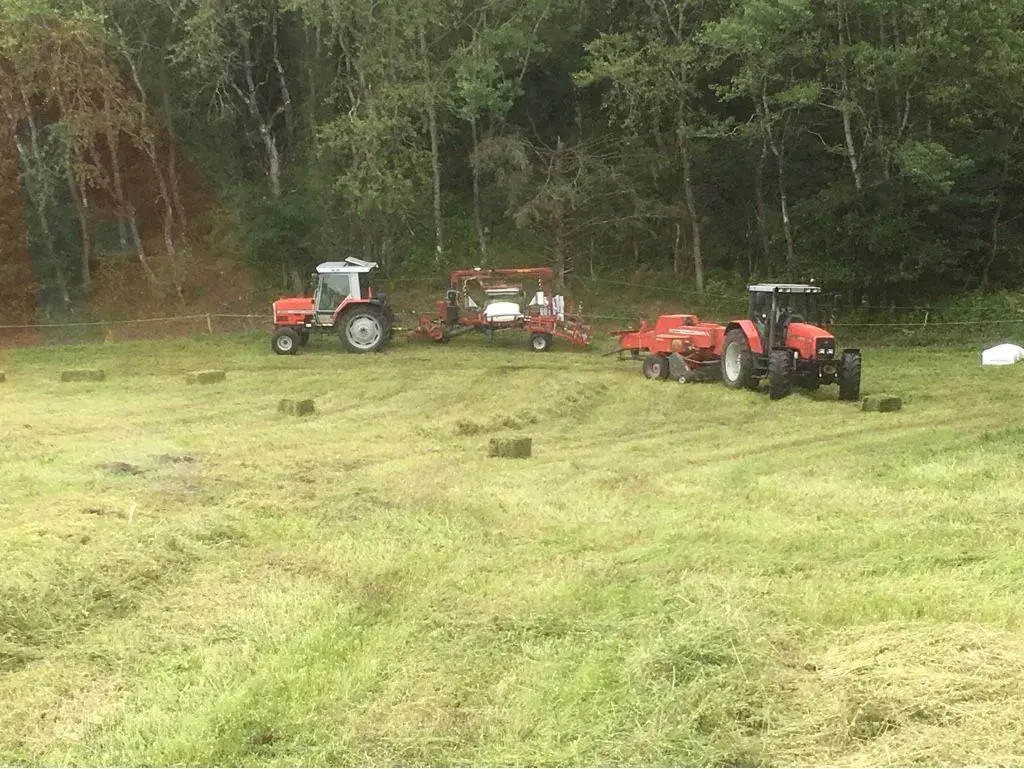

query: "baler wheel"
left=642, top=354, right=670, bottom=380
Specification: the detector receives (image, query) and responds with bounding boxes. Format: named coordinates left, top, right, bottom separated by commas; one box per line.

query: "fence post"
left=206, top=313, right=213, bottom=334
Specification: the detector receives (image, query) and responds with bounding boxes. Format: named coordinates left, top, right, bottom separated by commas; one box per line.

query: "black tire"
left=271, top=327, right=300, bottom=355
left=339, top=305, right=386, bottom=353
left=721, top=328, right=758, bottom=389
left=298, top=331, right=310, bottom=347
left=642, top=354, right=670, bottom=380
left=530, top=333, right=553, bottom=352
left=768, top=349, right=793, bottom=400
left=839, top=349, right=862, bottom=401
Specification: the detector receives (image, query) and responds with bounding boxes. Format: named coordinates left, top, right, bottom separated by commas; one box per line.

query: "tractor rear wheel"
left=271, top=327, right=300, bottom=355
left=839, top=349, right=862, bottom=401
left=721, top=329, right=758, bottom=389
left=768, top=349, right=793, bottom=400
left=642, top=354, right=670, bottom=380
left=339, top=306, right=386, bottom=353
left=530, top=333, right=553, bottom=352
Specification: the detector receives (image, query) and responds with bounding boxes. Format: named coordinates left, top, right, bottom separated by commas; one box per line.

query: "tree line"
left=4, top=0, right=1024, bottom=314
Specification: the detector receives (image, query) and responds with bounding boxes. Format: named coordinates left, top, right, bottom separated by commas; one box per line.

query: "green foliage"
left=9, top=0, right=1024, bottom=306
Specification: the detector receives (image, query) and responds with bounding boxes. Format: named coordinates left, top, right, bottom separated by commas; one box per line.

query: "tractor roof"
left=316, top=257, right=378, bottom=274
left=748, top=283, right=821, bottom=294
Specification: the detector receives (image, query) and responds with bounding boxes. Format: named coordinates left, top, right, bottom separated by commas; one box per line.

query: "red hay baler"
left=611, top=283, right=862, bottom=401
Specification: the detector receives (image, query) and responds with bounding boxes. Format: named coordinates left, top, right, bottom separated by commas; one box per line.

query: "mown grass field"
left=2, top=331, right=1024, bottom=766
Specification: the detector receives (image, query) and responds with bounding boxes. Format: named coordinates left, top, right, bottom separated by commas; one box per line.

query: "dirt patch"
left=99, top=461, right=143, bottom=476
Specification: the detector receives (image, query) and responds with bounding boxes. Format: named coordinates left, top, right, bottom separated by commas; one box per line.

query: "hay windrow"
left=766, top=622, right=1024, bottom=765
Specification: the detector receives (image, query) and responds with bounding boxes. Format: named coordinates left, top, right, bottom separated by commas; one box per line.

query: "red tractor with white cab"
left=611, top=282, right=861, bottom=401
left=270, top=257, right=395, bottom=355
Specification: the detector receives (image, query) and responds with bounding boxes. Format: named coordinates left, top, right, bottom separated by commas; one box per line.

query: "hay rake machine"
left=412, top=266, right=592, bottom=351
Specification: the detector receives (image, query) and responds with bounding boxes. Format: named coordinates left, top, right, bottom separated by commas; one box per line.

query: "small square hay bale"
left=862, top=395, right=903, bottom=413
left=186, top=369, right=226, bottom=385
left=488, top=437, right=532, bottom=459
left=0, top=371, right=5, bottom=382
left=279, top=398, right=316, bottom=416
left=61, top=369, right=105, bottom=382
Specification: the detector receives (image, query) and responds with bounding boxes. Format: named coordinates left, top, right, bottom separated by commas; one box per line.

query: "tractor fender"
left=723, top=320, right=764, bottom=355
left=331, top=297, right=374, bottom=325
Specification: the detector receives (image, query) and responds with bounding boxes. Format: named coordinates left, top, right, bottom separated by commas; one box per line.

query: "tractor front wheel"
left=768, top=349, right=793, bottom=400
left=271, top=327, right=300, bottom=355
left=642, top=354, right=670, bottom=380
left=721, top=329, right=758, bottom=389
left=340, top=306, right=387, bottom=353
left=839, top=349, right=862, bottom=401
left=530, top=333, right=553, bottom=352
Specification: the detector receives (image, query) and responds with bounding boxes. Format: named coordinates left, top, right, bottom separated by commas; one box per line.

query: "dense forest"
left=3, top=0, right=1024, bottom=322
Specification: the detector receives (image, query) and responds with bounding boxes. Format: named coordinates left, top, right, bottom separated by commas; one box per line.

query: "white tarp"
left=981, top=343, right=1024, bottom=366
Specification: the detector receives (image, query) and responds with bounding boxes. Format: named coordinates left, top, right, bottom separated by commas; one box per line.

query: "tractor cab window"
left=316, top=273, right=351, bottom=312
left=750, top=292, right=773, bottom=327
left=778, top=293, right=818, bottom=324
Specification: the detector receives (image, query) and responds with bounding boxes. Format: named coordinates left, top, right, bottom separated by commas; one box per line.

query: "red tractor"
left=611, top=283, right=861, bottom=401
left=413, top=266, right=591, bottom=351
left=270, top=258, right=395, bottom=355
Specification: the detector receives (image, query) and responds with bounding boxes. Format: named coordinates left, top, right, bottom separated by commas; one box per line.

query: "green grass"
left=2, top=332, right=1024, bottom=766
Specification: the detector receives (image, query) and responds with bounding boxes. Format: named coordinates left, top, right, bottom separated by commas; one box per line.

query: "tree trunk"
left=66, top=161, right=92, bottom=296
left=471, top=118, right=487, bottom=262
left=761, top=93, right=796, bottom=273
left=161, top=75, right=188, bottom=231
left=754, top=132, right=769, bottom=277
left=776, top=146, right=796, bottom=274
left=126, top=210, right=159, bottom=287
left=982, top=191, right=1003, bottom=292
left=305, top=21, right=320, bottom=144
left=240, top=35, right=283, bottom=198
left=554, top=220, right=566, bottom=293
left=679, top=134, right=703, bottom=293
left=421, top=28, right=444, bottom=264
left=146, top=147, right=186, bottom=305
left=12, top=93, right=69, bottom=308
left=272, top=12, right=295, bottom=144
left=836, top=2, right=863, bottom=191
left=673, top=222, right=682, bottom=276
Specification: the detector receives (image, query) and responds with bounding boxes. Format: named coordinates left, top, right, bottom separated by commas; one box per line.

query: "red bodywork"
left=781, top=321, right=825, bottom=360
left=413, top=266, right=591, bottom=347
left=612, top=313, right=726, bottom=367
left=272, top=296, right=373, bottom=328
left=273, top=297, right=316, bottom=327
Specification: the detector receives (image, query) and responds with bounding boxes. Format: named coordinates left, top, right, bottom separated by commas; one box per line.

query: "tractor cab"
left=311, top=257, right=379, bottom=325
left=748, top=283, right=822, bottom=350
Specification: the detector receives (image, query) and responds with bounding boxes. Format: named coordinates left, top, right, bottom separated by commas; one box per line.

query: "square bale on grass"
left=61, top=369, right=105, bottom=382
left=488, top=437, right=533, bottom=459
left=279, top=399, right=316, bottom=416
left=862, top=395, right=903, bottom=413
left=186, top=370, right=227, bottom=385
